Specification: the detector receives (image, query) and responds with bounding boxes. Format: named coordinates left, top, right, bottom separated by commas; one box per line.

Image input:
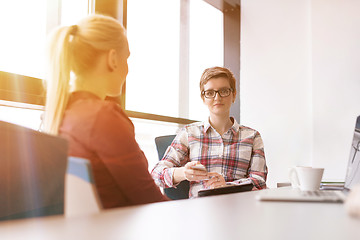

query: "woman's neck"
left=73, top=76, right=107, bottom=100
left=209, top=114, right=233, bottom=135
left=73, top=54, right=110, bottom=100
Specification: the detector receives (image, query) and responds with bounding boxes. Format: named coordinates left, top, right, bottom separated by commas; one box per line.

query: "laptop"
left=257, top=115, right=360, bottom=203
left=0, top=121, right=68, bottom=221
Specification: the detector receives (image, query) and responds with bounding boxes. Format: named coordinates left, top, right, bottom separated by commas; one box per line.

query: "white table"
left=1, top=188, right=359, bottom=240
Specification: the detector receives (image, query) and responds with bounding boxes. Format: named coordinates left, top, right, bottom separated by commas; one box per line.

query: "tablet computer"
left=198, top=183, right=253, bottom=197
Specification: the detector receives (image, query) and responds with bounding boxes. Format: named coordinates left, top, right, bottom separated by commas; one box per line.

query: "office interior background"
left=1, top=0, right=360, bottom=188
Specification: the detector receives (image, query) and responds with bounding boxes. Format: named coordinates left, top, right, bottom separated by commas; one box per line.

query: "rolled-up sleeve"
left=151, top=128, right=190, bottom=188
left=247, top=132, right=267, bottom=189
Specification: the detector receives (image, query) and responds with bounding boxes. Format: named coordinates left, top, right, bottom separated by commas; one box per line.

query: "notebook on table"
left=256, top=115, right=360, bottom=203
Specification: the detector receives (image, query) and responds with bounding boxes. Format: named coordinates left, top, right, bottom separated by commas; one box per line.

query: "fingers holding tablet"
left=205, top=172, right=226, bottom=189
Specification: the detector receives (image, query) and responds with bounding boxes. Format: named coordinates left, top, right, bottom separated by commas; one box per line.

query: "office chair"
left=0, top=121, right=68, bottom=222
left=65, top=157, right=102, bottom=217
left=155, top=135, right=190, bottom=200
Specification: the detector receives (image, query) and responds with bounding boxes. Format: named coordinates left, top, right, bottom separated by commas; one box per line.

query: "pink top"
left=60, top=91, right=168, bottom=208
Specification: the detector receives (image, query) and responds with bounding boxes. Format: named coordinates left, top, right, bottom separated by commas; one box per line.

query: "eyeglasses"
left=202, top=88, right=233, bottom=99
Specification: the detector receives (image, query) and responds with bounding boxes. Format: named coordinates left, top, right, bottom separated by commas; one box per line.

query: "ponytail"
left=42, top=25, right=75, bottom=135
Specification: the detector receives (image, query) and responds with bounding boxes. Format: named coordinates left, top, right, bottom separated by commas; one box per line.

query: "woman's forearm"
left=172, top=167, right=186, bottom=184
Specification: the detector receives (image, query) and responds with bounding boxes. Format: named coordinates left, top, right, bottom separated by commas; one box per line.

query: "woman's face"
left=202, top=77, right=235, bottom=117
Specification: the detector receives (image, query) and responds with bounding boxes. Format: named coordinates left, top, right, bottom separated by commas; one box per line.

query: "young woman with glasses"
left=43, top=14, right=168, bottom=208
left=151, top=66, right=268, bottom=198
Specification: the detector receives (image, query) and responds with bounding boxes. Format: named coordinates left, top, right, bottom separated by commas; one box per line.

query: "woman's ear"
left=232, top=92, right=236, bottom=103
left=107, top=49, right=118, bottom=72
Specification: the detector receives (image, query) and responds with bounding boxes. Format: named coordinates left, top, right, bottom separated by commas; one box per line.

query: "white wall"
left=240, top=0, right=360, bottom=188
left=311, top=0, right=360, bottom=182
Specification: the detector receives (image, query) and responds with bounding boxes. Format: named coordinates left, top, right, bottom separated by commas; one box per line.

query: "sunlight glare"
left=0, top=0, right=47, bottom=79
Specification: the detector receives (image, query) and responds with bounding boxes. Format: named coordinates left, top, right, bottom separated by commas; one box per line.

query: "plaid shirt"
left=151, top=118, right=268, bottom=198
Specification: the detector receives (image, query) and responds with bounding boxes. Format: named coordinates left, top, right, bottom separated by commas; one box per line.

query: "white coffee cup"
left=289, top=166, right=324, bottom=191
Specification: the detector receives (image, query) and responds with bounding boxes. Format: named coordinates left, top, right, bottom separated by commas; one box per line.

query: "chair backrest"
left=0, top=121, right=68, bottom=222
left=65, top=156, right=102, bottom=217
left=155, top=135, right=190, bottom=200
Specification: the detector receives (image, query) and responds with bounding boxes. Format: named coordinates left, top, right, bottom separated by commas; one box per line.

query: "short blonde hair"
left=199, top=66, right=237, bottom=99
left=43, top=14, right=127, bottom=135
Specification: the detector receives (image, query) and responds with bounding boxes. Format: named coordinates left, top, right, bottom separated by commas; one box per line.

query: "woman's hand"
left=204, top=172, right=226, bottom=189
left=181, top=161, right=209, bottom=182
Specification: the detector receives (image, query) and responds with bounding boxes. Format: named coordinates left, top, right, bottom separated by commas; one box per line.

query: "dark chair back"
left=0, top=121, right=68, bottom=221
left=155, top=135, right=190, bottom=200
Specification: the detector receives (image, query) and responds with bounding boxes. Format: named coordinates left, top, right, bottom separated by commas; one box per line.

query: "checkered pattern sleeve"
left=151, top=128, right=190, bottom=188
left=232, top=131, right=268, bottom=190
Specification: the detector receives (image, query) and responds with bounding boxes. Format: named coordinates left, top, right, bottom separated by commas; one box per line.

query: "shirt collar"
left=203, top=117, right=240, bottom=134
left=204, top=118, right=212, bottom=133
left=67, top=91, right=101, bottom=107
left=230, top=117, right=241, bottom=134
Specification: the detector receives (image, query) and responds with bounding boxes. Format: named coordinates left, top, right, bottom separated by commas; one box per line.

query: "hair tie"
left=69, top=25, right=78, bottom=35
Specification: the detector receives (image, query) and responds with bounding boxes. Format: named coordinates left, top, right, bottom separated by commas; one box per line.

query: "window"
left=0, top=0, right=90, bottom=128
left=126, top=0, right=223, bottom=121
left=126, top=0, right=180, bottom=118
left=0, top=0, right=47, bottom=79
left=0, top=104, right=43, bottom=130
left=188, top=0, right=223, bottom=120
left=125, top=0, right=225, bottom=167
left=0, top=0, right=88, bottom=78
left=61, top=0, right=89, bottom=25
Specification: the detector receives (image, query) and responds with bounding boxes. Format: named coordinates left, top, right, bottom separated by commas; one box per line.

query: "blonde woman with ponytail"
left=43, top=14, right=168, bottom=208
